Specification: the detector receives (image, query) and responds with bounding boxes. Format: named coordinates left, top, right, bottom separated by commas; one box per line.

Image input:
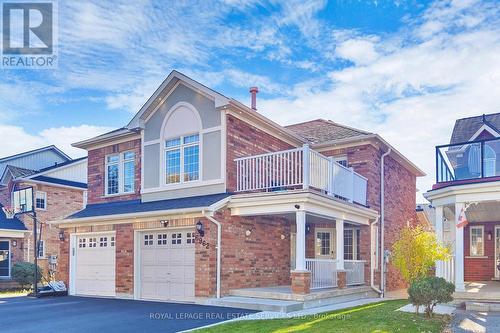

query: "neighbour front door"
left=495, top=227, right=500, bottom=279
left=315, top=228, right=336, bottom=259
left=0, top=241, right=10, bottom=278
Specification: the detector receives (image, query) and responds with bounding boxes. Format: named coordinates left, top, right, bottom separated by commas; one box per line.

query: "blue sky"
left=1, top=0, right=499, bottom=202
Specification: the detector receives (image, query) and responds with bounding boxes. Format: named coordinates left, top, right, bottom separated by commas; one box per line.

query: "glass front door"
left=315, top=228, right=336, bottom=259
left=0, top=241, right=10, bottom=278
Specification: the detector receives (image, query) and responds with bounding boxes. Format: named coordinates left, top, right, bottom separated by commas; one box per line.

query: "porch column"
left=435, top=205, right=444, bottom=277
left=336, top=219, right=344, bottom=270
left=455, top=202, right=465, bottom=292
left=295, top=210, right=306, bottom=271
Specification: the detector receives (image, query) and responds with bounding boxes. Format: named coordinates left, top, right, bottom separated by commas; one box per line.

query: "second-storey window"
left=35, top=191, right=47, bottom=210
left=105, top=152, right=135, bottom=195
left=165, top=134, right=200, bottom=184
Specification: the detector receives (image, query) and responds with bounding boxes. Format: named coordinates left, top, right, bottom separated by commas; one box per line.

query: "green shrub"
left=11, top=262, right=43, bottom=289
left=408, top=276, right=455, bottom=317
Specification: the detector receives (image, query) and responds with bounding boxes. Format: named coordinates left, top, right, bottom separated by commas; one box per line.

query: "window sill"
left=465, top=255, right=488, bottom=259
left=102, top=192, right=135, bottom=198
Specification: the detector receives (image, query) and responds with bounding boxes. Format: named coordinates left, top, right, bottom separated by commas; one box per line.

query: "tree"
left=408, top=277, right=455, bottom=317
left=391, top=225, right=450, bottom=283
left=11, top=262, right=43, bottom=289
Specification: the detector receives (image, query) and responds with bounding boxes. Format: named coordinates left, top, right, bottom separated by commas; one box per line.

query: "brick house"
left=54, top=71, right=424, bottom=306
left=0, top=146, right=87, bottom=288
left=425, top=113, right=500, bottom=294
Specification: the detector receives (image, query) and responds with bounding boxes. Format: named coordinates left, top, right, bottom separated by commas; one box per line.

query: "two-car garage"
left=71, top=228, right=196, bottom=301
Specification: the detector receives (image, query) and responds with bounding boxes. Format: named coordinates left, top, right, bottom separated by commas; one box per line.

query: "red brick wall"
left=195, top=218, right=217, bottom=297
left=464, top=222, right=499, bottom=281
left=87, top=139, right=141, bottom=204
left=226, top=114, right=295, bottom=192
left=115, top=223, right=134, bottom=296
left=0, top=181, right=84, bottom=279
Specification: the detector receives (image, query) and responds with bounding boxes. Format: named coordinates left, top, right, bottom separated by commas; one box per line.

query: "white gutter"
left=370, top=217, right=382, bottom=296
left=203, top=211, right=222, bottom=299
left=380, top=148, right=391, bottom=298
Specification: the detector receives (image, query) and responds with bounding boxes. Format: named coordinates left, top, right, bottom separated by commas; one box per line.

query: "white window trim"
left=35, top=191, right=47, bottom=210
left=37, top=240, right=46, bottom=259
left=344, top=227, right=360, bottom=260
left=104, top=151, right=135, bottom=196
left=164, top=133, right=201, bottom=185
left=470, top=225, right=484, bottom=257
left=334, top=155, right=348, bottom=167
left=315, top=227, right=336, bottom=259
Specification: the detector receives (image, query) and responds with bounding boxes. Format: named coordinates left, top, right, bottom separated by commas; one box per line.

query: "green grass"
left=197, top=300, right=450, bottom=333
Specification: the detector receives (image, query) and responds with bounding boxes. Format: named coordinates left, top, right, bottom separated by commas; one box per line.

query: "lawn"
left=197, top=300, right=450, bottom=333
left=0, top=289, right=30, bottom=298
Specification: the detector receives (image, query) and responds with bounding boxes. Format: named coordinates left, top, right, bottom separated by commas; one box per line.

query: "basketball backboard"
left=12, top=187, right=34, bottom=214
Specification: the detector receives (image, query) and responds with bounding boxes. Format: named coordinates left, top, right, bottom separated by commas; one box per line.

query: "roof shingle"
left=450, top=113, right=500, bottom=144
left=285, top=119, right=372, bottom=145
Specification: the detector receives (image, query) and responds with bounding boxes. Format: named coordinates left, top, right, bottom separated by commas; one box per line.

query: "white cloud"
left=0, top=125, right=114, bottom=159
left=335, top=37, right=380, bottom=65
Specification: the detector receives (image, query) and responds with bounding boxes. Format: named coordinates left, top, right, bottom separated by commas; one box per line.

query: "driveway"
left=451, top=309, right=500, bottom=332
left=0, top=296, right=256, bottom=333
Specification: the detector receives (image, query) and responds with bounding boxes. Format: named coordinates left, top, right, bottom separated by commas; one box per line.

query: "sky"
left=1, top=0, right=499, bottom=202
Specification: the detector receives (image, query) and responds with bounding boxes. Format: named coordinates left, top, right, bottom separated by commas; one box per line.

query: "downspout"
left=370, top=217, right=383, bottom=296
left=380, top=148, right=391, bottom=298
left=203, top=210, right=222, bottom=299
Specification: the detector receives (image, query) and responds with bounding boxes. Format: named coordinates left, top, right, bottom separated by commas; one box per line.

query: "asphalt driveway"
left=0, top=296, right=256, bottom=333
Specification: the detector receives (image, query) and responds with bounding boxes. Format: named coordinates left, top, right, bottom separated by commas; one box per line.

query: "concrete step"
left=205, top=296, right=304, bottom=313
left=466, top=301, right=500, bottom=312
left=303, top=289, right=379, bottom=309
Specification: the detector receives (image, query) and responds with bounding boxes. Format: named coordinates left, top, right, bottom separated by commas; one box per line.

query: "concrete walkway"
left=451, top=310, right=500, bottom=333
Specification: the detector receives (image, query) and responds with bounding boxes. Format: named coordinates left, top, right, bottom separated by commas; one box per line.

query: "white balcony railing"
left=306, top=258, right=338, bottom=289
left=345, top=260, right=366, bottom=286
left=235, top=145, right=368, bottom=205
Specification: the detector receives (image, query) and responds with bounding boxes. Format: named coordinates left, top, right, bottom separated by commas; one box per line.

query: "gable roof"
left=450, top=113, right=500, bottom=144
left=36, top=156, right=87, bottom=174
left=4, top=165, right=37, bottom=179
left=285, top=119, right=372, bottom=144
left=0, top=145, right=71, bottom=164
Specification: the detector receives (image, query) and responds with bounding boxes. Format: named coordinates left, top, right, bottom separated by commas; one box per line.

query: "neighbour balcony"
left=235, top=145, right=368, bottom=206
left=435, top=137, right=500, bottom=188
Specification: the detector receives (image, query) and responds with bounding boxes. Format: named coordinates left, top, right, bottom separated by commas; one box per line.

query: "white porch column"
left=336, top=219, right=344, bottom=270
left=454, top=202, right=465, bottom=292
left=435, top=205, right=444, bottom=277
left=295, top=210, right=307, bottom=271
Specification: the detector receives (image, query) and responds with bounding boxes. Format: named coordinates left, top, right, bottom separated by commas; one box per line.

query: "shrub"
left=11, top=262, right=43, bottom=289
left=392, top=225, right=450, bottom=283
left=408, top=276, right=455, bottom=317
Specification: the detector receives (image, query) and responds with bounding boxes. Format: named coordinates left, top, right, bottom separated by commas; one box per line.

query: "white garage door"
left=75, top=233, right=116, bottom=297
left=140, top=229, right=195, bottom=301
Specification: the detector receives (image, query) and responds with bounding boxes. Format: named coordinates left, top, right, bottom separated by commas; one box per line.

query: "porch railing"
left=442, top=256, right=454, bottom=283
left=345, top=260, right=366, bottom=286
left=235, top=145, right=368, bottom=205
left=305, top=258, right=338, bottom=289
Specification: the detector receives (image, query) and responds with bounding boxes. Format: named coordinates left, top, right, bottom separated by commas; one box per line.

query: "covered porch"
left=229, top=190, right=379, bottom=296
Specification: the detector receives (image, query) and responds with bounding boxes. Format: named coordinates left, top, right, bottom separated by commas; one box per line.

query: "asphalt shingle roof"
left=37, top=157, right=87, bottom=173
left=6, top=165, right=37, bottom=179
left=0, top=204, right=27, bottom=231
left=450, top=113, right=500, bottom=144
left=285, top=119, right=372, bottom=145
left=32, top=176, right=87, bottom=189
left=67, top=193, right=231, bottom=219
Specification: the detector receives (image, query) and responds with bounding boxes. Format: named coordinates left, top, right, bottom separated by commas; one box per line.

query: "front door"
left=0, top=241, right=10, bottom=278
left=315, top=228, right=336, bottom=259
left=495, top=227, right=500, bottom=279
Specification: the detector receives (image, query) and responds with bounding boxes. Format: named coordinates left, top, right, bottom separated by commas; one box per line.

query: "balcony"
left=234, top=145, right=368, bottom=206
left=435, top=137, right=500, bottom=188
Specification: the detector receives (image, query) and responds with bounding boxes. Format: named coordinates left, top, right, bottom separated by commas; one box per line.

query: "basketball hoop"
left=2, top=206, right=16, bottom=219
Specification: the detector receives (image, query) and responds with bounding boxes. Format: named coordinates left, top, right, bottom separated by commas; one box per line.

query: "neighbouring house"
left=0, top=146, right=87, bottom=289
left=53, top=70, right=424, bottom=307
left=425, top=113, right=500, bottom=295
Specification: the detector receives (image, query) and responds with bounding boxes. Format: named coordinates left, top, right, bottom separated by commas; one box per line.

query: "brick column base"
left=291, top=271, right=311, bottom=294
left=337, top=270, right=347, bottom=289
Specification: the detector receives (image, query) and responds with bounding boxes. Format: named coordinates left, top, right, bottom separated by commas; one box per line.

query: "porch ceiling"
left=228, top=190, right=379, bottom=225
left=466, top=201, right=500, bottom=222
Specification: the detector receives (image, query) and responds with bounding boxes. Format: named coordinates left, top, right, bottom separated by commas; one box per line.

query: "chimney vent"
left=249, top=87, right=259, bottom=110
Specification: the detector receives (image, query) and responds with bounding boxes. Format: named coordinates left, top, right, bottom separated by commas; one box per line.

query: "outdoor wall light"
left=196, top=221, right=205, bottom=237
left=160, top=220, right=169, bottom=227
left=305, top=224, right=312, bottom=235
left=488, top=232, right=493, bottom=241
left=245, top=229, right=252, bottom=237
left=12, top=240, right=17, bottom=247
left=58, top=230, right=65, bottom=242
left=280, top=234, right=285, bottom=240
left=294, top=204, right=300, bottom=210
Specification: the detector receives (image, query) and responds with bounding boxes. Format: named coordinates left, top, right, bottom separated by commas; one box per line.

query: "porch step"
left=205, top=296, right=304, bottom=313
left=466, top=301, right=500, bottom=312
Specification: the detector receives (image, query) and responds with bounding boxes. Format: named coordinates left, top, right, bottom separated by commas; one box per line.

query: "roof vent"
left=249, top=87, right=258, bottom=110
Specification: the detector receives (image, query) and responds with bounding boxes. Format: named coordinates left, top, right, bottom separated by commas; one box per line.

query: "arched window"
left=484, top=145, right=496, bottom=177
left=161, top=103, right=202, bottom=184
